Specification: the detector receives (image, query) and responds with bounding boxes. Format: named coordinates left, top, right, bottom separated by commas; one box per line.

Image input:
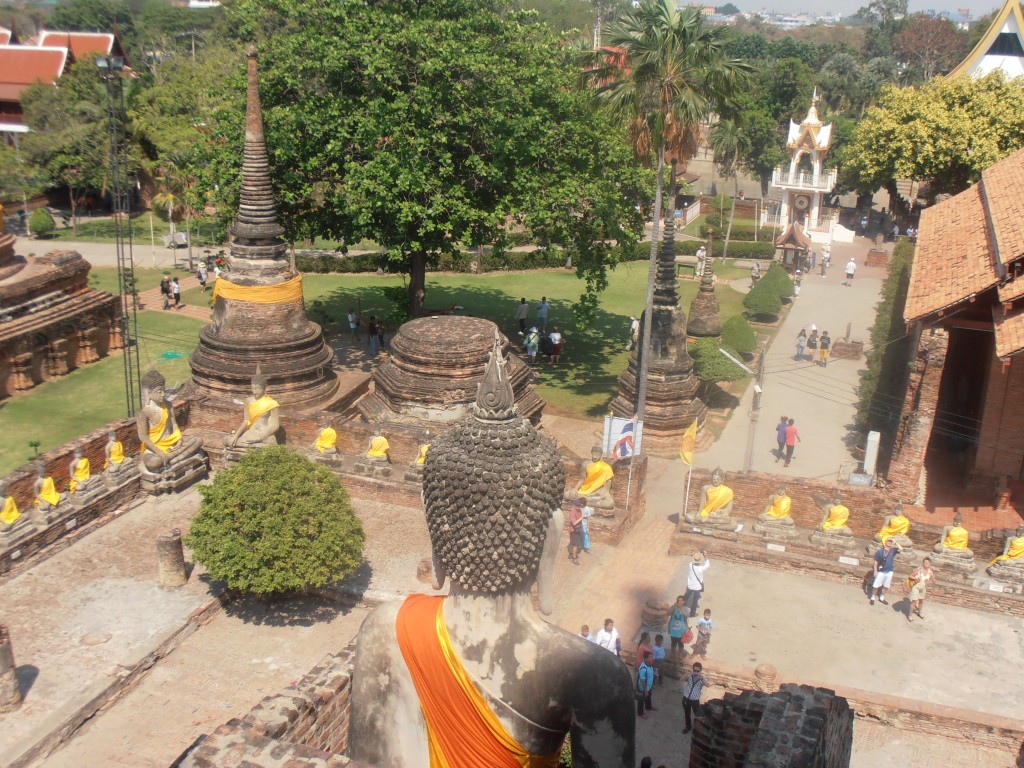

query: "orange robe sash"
left=395, top=594, right=560, bottom=768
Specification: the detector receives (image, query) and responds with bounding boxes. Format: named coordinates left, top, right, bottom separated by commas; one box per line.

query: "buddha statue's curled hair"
left=422, top=334, right=564, bottom=593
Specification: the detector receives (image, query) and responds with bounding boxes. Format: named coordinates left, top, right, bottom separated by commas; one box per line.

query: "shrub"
left=676, top=240, right=775, bottom=259
left=688, top=336, right=750, bottom=383
left=30, top=208, right=55, bottom=238
left=721, top=314, right=756, bottom=355
left=185, top=447, right=364, bottom=596
left=743, top=278, right=783, bottom=319
left=760, top=263, right=794, bottom=299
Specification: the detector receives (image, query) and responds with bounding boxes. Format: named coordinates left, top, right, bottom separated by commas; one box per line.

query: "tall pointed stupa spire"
left=653, top=161, right=680, bottom=311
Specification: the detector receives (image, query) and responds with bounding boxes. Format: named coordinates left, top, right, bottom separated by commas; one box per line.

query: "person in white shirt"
left=844, top=258, right=857, bottom=287
left=684, top=551, right=710, bottom=616
left=628, top=316, right=640, bottom=350
left=548, top=326, right=563, bottom=365
left=594, top=618, right=620, bottom=656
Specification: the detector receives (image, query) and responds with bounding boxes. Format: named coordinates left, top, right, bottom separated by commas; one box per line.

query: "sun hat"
left=692, top=552, right=705, bottom=564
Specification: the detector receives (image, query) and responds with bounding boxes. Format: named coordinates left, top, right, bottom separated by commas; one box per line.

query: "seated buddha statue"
left=933, top=513, right=973, bottom=559
left=874, top=502, right=913, bottom=550
left=755, top=485, right=795, bottom=538
left=365, top=428, right=391, bottom=464
left=815, top=492, right=853, bottom=538
left=68, top=447, right=102, bottom=498
left=104, top=431, right=129, bottom=480
left=227, top=368, right=281, bottom=450
left=684, top=467, right=741, bottom=532
left=350, top=333, right=636, bottom=767
left=988, top=525, right=1024, bottom=582
left=404, top=433, right=431, bottom=482
left=311, top=417, right=338, bottom=455
left=137, top=369, right=205, bottom=473
left=0, top=480, right=30, bottom=535
left=32, top=465, right=66, bottom=520
left=568, top=446, right=614, bottom=512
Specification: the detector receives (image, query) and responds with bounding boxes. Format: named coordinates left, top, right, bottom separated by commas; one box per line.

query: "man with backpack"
left=684, top=550, right=709, bottom=617
left=636, top=651, right=655, bottom=718
left=159, top=276, right=172, bottom=310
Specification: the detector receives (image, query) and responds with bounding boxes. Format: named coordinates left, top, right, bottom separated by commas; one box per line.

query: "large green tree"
left=206, top=0, right=647, bottom=319
left=589, top=0, right=749, bottom=417
left=840, top=71, right=1024, bottom=198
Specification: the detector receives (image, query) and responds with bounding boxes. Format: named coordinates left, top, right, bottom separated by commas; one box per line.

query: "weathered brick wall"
left=172, top=719, right=354, bottom=768
left=974, top=352, right=1024, bottom=485
left=690, top=684, right=853, bottom=768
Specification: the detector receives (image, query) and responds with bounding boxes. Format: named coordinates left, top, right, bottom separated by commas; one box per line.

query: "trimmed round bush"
left=760, top=263, right=794, bottom=298
left=721, top=314, right=756, bottom=356
left=185, top=446, right=364, bottom=596
left=743, top=278, right=783, bottom=319
left=688, top=336, right=750, bottom=383
left=30, top=208, right=55, bottom=238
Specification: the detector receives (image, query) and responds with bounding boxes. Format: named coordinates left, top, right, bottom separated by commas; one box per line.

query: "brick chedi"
left=609, top=164, right=706, bottom=445
left=189, top=48, right=338, bottom=411
left=0, top=228, right=121, bottom=399
left=358, top=316, right=543, bottom=425
left=687, top=233, right=722, bottom=338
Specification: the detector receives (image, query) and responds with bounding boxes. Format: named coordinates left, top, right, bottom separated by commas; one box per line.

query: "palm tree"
left=591, top=0, right=751, bottom=421
left=708, top=116, right=748, bottom=261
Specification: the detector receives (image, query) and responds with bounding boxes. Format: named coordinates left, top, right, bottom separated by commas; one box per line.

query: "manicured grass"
left=47, top=214, right=221, bottom=246
left=0, top=312, right=205, bottom=476
left=88, top=266, right=196, bottom=296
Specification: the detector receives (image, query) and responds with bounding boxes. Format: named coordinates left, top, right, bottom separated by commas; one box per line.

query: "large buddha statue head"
left=141, top=369, right=166, bottom=405
left=251, top=366, right=268, bottom=398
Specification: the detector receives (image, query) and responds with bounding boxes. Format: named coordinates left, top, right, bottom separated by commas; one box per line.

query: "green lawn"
left=47, top=213, right=221, bottom=246
left=88, top=266, right=196, bottom=296
left=0, top=312, right=204, bottom=476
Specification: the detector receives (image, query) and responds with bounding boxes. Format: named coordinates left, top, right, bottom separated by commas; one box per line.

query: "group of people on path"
left=794, top=326, right=831, bottom=366
left=774, top=416, right=801, bottom=468
left=870, top=538, right=934, bottom=622
left=346, top=308, right=387, bottom=356
left=159, top=276, right=182, bottom=310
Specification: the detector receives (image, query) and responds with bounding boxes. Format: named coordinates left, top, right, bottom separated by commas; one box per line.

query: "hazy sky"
left=735, top=0, right=1003, bottom=18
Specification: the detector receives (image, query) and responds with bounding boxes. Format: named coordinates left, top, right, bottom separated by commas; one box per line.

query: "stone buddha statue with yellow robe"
left=933, top=513, right=973, bottom=559
left=685, top=467, right=741, bottom=532
left=874, top=502, right=913, bottom=550
left=0, top=480, right=30, bottom=535
left=311, top=417, right=338, bottom=455
left=569, top=446, right=615, bottom=512
left=137, top=369, right=205, bottom=473
left=988, top=525, right=1024, bottom=582
left=68, top=447, right=102, bottom=498
left=755, top=485, right=796, bottom=538
left=227, top=368, right=281, bottom=450
left=404, top=433, right=431, bottom=482
left=364, top=428, right=390, bottom=464
left=351, top=333, right=636, bottom=768
left=809, top=492, right=854, bottom=549
left=104, top=431, right=127, bottom=474
left=32, top=465, right=65, bottom=520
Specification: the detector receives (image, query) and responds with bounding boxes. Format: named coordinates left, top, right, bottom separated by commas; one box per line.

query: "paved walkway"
left=700, top=238, right=887, bottom=480
left=136, top=274, right=212, bottom=322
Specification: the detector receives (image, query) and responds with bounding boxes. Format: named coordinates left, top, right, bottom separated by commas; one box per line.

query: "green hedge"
left=721, top=314, right=756, bottom=355
left=675, top=240, right=775, bottom=259
left=760, top=263, right=794, bottom=299
left=688, top=336, right=750, bottom=383
left=699, top=223, right=777, bottom=241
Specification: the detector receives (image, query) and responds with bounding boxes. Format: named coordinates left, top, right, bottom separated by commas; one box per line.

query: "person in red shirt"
left=784, top=418, right=801, bottom=468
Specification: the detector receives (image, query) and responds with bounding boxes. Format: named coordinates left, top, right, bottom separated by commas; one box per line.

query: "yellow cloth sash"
left=822, top=504, right=849, bottom=530
left=105, top=441, right=125, bottom=467
left=991, top=536, right=1024, bottom=566
left=417, top=444, right=430, bottom=465
left=767, top=494, right=792, bottom=519
left=34, top=477, right=60, bottom=507
left=314, top=427, right=337, bottom=453
left=213, top=274, right=303, bottom=304
left=943, top=526, right=970, bottom=550
left=143, top=405, right=182, bottom=454
left=878, top=514, right=910, bottom=542
left=578, top=461, right=613, bottom=495
left=1, top=496, right=20, bottom=525
left=246, top=395, right=280, bottom=430
left=701, top=483, right=733, bottom=518
left=396, top=594, right=560, bottom=768
left=69, top=459, right=91, bottom=492
left=368, top=435, right=390, bottom=458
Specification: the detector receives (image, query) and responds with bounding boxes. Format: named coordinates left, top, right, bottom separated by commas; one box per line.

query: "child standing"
left=693, top=608, right=713, bottom=660
left=652, top=634, right=666, bottom=685
left=580, top=497, right=592, bottom=554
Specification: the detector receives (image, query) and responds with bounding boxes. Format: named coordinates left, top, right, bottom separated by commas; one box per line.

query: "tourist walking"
left=636, top=651, right=655, bottom=718
left=844, top=258, right=857, bottom=286
left=628, top=316, right=640, bottom=350
left=514, top=298, right=529, bottom=333
left=684, top=551, right=709, bottom=616
left=793, top=270, right=802, bottom=298
left=160, top=276, right=171, bottom=310
left=668, top=595, right=688, bottom=660
left=775, top=415, right=788, bottom=461
left=652, top=634, right=666, bottom=685
left=807, top=329, right=818, bottom=362
left=636, top=631, right=653, bottom=667
left=580, top=497, right=592, bottom=553
left=783, top=418, right=801, bottom=468
left=367, top=316, right=380, bottom=356
left=907, top=557, right=934, bottom=622
left=171, top=277, right=181, bottom=308
left=693, top=609, right=713, bottom=659
left=535, top=296, right=550, bottom=331
left=347, top=309, right=359, bottom=342
left=795, top=330, right=806, bottom=361
left=870, top=538, right=901, bottom=606
left=819, top=331, right=831, bottom=367
left=567, top=498, right=584, bottom=565
left=377, top=319, right=386, bottom=351
left=524, top=327, right=540, bottom=365
left=681, top=662, right=708, bottom=735
left=197, top=263, right=208, bottom=292
left=594, top=618, right=620, bottom=656
left=549, top=326, right=563, bottom=365
left=750, top=261, right=760, bottom=288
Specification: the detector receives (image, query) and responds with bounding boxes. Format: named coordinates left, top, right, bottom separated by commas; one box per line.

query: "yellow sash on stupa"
left=368, top=435, right=390, bottom=458
left=579, top=461, right=613, bottom=496
left=822, top=504, right=849, bottom=530
left=991, top=536, right=1024, bottom=566
left=943, top=526, right=970, bottom=550
left=767, top=494, right=791, bottom=519
left=105, top=441, right=125, bottom=468
left=314, top=427, right=337, bottom=454
left=416, top=444, right=430, bottom=465
left=69, top=459, right=91, bottom=493
left=246, top=395, right=280, bottom=430
left=877, top=515, right=910, bottom=541
left=701, top=483, right=733, bottom=518
left=143, top=405, right=182, bottom=454
left=1, top=495, right=20, bottom=525
left=34, top=477, right=60, bottom=507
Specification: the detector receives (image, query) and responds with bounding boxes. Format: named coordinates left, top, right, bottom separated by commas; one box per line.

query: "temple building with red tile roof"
left=888, top=146, right=1024, bottom=509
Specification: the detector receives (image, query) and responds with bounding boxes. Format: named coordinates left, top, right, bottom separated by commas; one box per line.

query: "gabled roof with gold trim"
left=948, top=0, right=1024, bottom=78
left=786, top=92, right=832, bottom=151
left=774, top=221, right=812, bottom=250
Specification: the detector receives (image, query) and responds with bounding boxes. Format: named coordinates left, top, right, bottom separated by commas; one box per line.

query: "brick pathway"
left=136, top=275, right=212, bottom=322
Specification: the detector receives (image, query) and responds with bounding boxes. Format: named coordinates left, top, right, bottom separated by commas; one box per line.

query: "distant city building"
left=948, top=0, right=1024, bottom=78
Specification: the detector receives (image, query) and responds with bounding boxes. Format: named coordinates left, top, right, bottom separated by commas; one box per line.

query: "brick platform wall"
left=975, top=353, right=1024, bottom=483
left=690, top=684, right=853, bottom=768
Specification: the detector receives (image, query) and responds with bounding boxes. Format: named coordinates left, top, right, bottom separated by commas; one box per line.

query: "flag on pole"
left=679, top=420, right=698, bottom=466
left=614, top=420, right=635, bottom=458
